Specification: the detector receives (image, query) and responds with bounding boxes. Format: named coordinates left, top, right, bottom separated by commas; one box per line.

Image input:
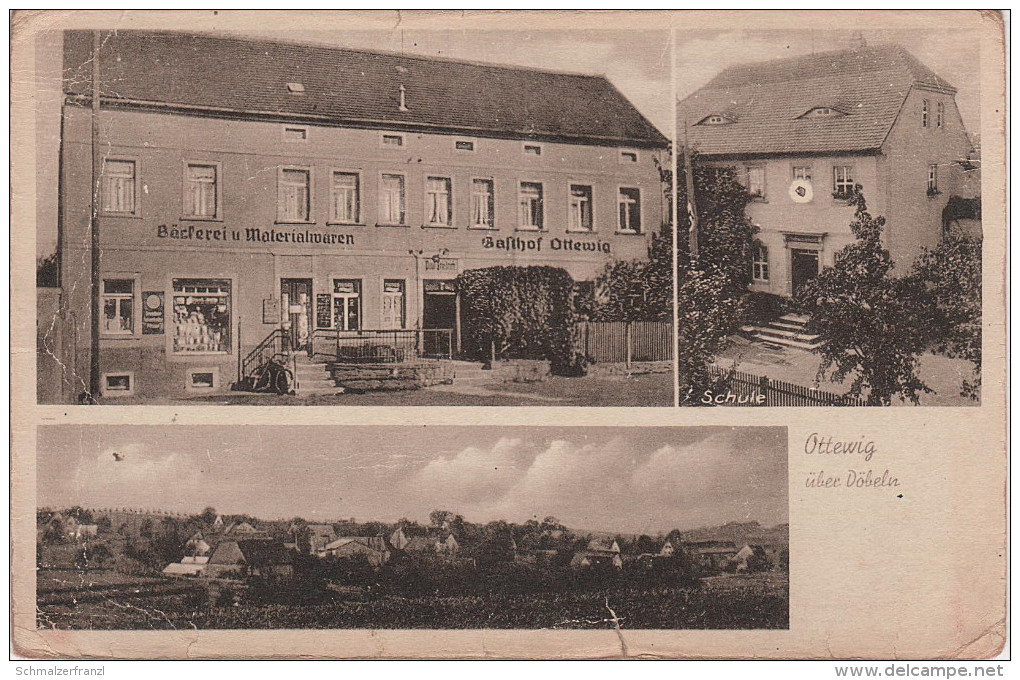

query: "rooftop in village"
left=62, top=30, right=668, bottom=148
left=678, top=43, right=958, bottom=157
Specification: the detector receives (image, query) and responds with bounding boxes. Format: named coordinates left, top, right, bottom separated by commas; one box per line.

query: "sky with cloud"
left=676, top=28, right=981, bottom=133
left=37, top=426, right=787, bottom=535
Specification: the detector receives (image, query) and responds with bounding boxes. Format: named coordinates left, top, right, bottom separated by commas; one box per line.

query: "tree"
left=677, top=264, right=745, bottom=404
left=797, top=187, right=933, bottom=405
left=913, top=228, right=982, bottom=399
left=592, top=235, right=672, bottom=321
left=37, top=253, right=59, bottom=288
left=199, top=506, right=218, bottom=525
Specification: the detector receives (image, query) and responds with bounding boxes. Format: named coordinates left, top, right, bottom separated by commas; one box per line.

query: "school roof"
left=677, top=44, right=957, bottom=157
left=63, top=30, right=668, bottom=149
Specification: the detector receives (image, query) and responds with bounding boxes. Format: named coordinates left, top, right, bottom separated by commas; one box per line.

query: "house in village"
left=678, top=44, right=978, bottom=314
left=389, top=527, right=460, bottom=557
left=50, top=30, right=668, bottom=402
left=684, top=540, right=739, bottom=572
left=204, top=539, right=295, bottom=580
left=162, top=555, right=209, bottom=578
left=299, top=524, right=338, bottom=555
left=321, top=536, right=390, bottom=567
left=212, top=515, right=224, bottom=532
left=570, top=539, right=623, bottom=570
left=185, top=532, right=211, bottom=557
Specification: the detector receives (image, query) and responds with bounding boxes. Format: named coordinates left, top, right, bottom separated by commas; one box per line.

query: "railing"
left=707, top=366, right=866, bottom=407
left=577, top=321, right=674, bottom=364
left=238, top=328, right=288, bottom=387
left=314, top=329, right=454, bottom=363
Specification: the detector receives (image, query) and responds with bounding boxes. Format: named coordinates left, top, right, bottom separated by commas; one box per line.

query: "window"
left=172, top=279, right=231, bottom=354
left=619, top=150, right=638, bottom=163
left=102, top=279, right=134, bottom=335
left=286, top=83, right=305, bottom=94
left=569, top=184, right=594, bottom=232
left=471, top=179, right=495, bottom=228
left=799, top=107, right=842, bottom=119
left=379, top=174, right=406, bottom=225
left=102, top=373, right=134, bottom=397
left=101, top=159, right=136, bottom=215
left=618, top=188, right=641, bottom=233
left=330, top=172, right=360, bottom=224
left=187, top=369, right=217, bottom=391
left=922, top=99, right=929, bottom=127
left=184, top=163, right=219, bottom=219
left=698, top=115, right=731, bottom=125
left=833, top=165, right=855, bottom=196
left=425, top=176, right=453, bottom=226
left=455, top=140, right=475, bottom=152
left=746, top=165, right=766, bottom=200
left=382, top=280, right=406, bottom=329
left=332, top=279, right=361, bottom=331
left=937, top=101, right=945, bottom=128
left=278, top=168, right=311, bottom=222
left=282, top=126, right=308, bottom=141
left=927, top=164, right=939, bottom=195
left=523, top=143, right=542, bottom=156
left=518, top=182, right=544, bottom=230
left=792, top=166, right=812, bottom=181
left=381, top=134, right=404, bottom=147
left=752, top=242, right=770, bottom=282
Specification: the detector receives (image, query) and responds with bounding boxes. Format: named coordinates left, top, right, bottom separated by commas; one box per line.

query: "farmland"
left=37, top=572, right=788, bottom=630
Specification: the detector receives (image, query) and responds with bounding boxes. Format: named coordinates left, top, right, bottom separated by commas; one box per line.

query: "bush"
left=743, top=292, right=787, bottom=326
left=457, top=266, right=587, bottom=376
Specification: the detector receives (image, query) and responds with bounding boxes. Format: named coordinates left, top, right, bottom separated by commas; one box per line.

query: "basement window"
left=187, top=369, right=218, bottom=391
left=102, top=373, right=134, bottom=397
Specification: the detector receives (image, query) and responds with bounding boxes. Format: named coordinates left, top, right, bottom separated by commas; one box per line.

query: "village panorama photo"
left=674, top=28, right=982, bottom=407
left=35, top=425, right=789, bottom=630
left=35, top=29, right=675, bottom=407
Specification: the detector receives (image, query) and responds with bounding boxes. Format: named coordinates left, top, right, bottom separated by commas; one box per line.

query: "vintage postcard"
left=10, top=9, right=1008, bottom=661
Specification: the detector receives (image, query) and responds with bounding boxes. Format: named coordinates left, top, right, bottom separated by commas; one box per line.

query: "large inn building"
left=678, top=44, right=978, bottom=297
left=54, top=31, right=668, bottom=401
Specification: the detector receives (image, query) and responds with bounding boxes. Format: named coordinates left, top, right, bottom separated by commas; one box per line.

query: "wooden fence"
left=707, top=366, right=866, bottom=407
left=577, top=321, right=674, bottom=364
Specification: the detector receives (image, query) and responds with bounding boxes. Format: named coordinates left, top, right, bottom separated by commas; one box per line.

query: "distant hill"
left=681, top=522, right=789, bottom=547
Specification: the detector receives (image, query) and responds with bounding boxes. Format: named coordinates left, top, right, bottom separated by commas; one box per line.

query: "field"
left=37, top=573, right=788, bottom=630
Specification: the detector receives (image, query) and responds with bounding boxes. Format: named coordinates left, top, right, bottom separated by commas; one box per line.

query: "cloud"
left=69, top=443, right=205, bottom=510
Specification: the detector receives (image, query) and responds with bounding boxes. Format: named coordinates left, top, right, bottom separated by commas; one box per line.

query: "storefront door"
left=281, top=279, right=312, bottom=353
left=423, top=280, right=457, bottom=357
left=790, top=249, right=820, bottom=293
left=332, top=279, right=361, bottom=332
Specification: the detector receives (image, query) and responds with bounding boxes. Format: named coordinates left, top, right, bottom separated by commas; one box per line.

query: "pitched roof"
left=678, top=44, right=956, bottom=157
left=63, top=30, right=667, bottom=148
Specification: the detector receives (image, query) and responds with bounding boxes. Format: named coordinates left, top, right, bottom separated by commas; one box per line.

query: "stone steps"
left=741, top=313, right=825, bottom=351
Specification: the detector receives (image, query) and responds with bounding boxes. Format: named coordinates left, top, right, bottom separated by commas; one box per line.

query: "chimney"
left=398, top=84, right=409, bottom=112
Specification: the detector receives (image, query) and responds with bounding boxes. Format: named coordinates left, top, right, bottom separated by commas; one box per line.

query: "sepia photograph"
left=35, top=28, right=675, bottom=406
left=35, top=425, right=788, bottom=631
left=675, top=28, right=982, bottom=406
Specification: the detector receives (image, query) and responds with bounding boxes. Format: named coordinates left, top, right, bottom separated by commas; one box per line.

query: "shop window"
left=172, top=279, right=231, bottom=354
left=184, top=163, right=219, bottom=219
left=471, top=179, right=495, bottom=228
left=332, top=279, right=361, bottom=331
left=382, top=280, right=406, bottom=329
left=832, top=165, right=855, bottom=198
left=101, top=159, right=137, bottom=215
left=792, top=166, right=812, bottom=181
left=331, top=171, right=360, bottom=224
left=752, top=242, right=770, bottom=282
left=102, top=372, right=134, bottom=397
left=278, top=168, right=311, bottom=222
left=425, top=177, right=453, bottom=226
left=569, top=184, right=594, bottom=232
left=187, top=369, right=218, bottom=391
left=745, top=165, right=766, bottom=200
left=618, top=187, right=641, bottom=233
left=518, top=182, right=544, bottom=230
left=102, top=279, right=134, bottom=335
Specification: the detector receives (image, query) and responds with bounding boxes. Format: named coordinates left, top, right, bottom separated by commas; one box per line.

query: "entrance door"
left=423, top=281, right=457, bottom=357
left=790, top=249, right=820, bottom=293
left=281, top=279, right=312, bottom=353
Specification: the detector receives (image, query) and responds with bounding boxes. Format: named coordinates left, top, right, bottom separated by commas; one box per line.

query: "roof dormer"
left=696, top=114, right=735, bottom=126
left=797, top=106, right=846, bottom=119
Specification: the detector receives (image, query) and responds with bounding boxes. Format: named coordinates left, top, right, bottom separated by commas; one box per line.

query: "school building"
left=52, top=31, right=668, bottom=401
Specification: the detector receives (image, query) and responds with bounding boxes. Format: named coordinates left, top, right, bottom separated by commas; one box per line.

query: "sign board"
left=262, top=297, right=281, bottom=324
left=142, top=291, right=164, bottom=335
left=316, top=293, right=332, bottom=328
left=424, top=257, right=458, bottom=273
left=424, top=280, right=457, bottom=293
